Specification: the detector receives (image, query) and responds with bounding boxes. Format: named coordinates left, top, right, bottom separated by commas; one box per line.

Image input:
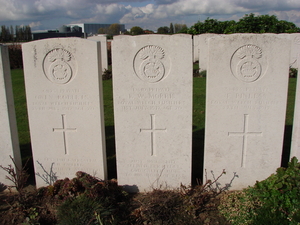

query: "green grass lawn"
left=10, top=69, right=297, bottom=181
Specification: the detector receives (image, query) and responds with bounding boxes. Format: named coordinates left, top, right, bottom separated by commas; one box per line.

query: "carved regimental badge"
left=134, top=45, right=169, bottom=83
left=230, top=45, right=264, bottom=83
left=43, top=48, right=77, bottom=84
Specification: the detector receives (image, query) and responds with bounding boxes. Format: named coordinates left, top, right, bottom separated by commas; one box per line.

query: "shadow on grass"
left=192, top=127, right=205, bottom=185
left=19, top=143, right=36, bottom=185
left=105, top=125, right=117, bottom=180
left=281, top=125, right=292, bottom=167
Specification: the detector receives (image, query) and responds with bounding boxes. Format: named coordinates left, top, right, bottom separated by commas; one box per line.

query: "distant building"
left=32, top=23, right=126, bottom=40
left=68, top=23, right=126, bottom=36
left=32, top=25, right=83, bottom=40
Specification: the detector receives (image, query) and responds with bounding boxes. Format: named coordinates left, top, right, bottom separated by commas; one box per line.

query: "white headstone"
left=193, top=33, right=219, bottom=71
left=0, top=45, right=22, bottom=188
left=193, top=34, right=200, bottom=63
left=87, top=35, right=108, bottom=72
left=112, top=34, right=193, bottom=192
left=22, top=38, right=107, bottom=187
left=279, top=33, right=300, bottom=68
left=204, top=34, right=290, bottom=190
left=290, top=48, right=300, bottom=159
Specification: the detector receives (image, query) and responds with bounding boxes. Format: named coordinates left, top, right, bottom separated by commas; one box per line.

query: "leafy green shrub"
left=219, top=190, right=262, bottom=225
left=219, top=157, right=300, bottom=225
left=248, top=157, right=300, bottom=224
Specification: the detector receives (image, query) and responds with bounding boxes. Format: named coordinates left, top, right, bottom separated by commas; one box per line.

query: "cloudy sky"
left=0, top=0, right=300, bottom=32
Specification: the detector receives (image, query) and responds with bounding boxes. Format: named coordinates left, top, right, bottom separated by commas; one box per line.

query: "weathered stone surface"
left=87, top=35, right=108, bottom=72
left=0, top=45, right=22, bottom=188
left=193, top=33, right=219, bottom=71
left=22, top=38, right=107, bottom=187
left=112, top=34, right=193, bottom=192
left=204, top=34, right=290, bottom=189
left=279, top=33, right=300, bottom=68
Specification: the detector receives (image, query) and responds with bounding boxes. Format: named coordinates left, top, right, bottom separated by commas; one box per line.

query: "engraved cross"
left=228, top=114, right=262, bottom=168
left=53, top=114, right=77, bottom=155
left=140, top=114, right=167, bottom=156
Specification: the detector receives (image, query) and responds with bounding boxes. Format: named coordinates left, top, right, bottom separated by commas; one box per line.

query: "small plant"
left=35, top=161, right=57, bottom=186
left=57, top=194, right=114, bottom=225
left=22, top=207, right=40, bottom=225
left=219, top=157, right=300, bottom=225
left=219, top=190, right=262, bottom=225
left=0, top=156, right=29, bottom=193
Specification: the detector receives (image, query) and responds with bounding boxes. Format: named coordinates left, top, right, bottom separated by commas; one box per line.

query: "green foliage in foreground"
left=219, top=157, right=300, bottom=225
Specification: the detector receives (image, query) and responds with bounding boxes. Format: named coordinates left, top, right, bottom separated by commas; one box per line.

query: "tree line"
left=98, top=23, right=187, bottom=36
left=101, top=14, right=299, bottom=36
left=0, top=25, right=32, bottom=42
left=187, top=14, right=300, bottom=34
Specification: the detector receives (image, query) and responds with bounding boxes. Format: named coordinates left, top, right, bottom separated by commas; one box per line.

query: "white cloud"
left=29, top=21, right=41, bottom=28
left=0, top=0, right=299, bottom=31
left=270, top=10, right=300, bottom=27
left=119, top=0, right=249, bottom=29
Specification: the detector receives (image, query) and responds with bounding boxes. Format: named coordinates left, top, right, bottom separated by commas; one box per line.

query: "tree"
left=130, top=26, right=144, bottom=35
left=187, top=13, right=300, bottom=35
left=24, top=25, right=32, bottom=41
left=157, top=26, right=169, bottom=34
left=107, top=23, right=121, bottom=35
left=235, top=13, right=300, bottom=33
left=0, top=25, right=11, bottom=42
left=10, top=25, right=14, bottom=41
left=169, top=23, right=174, bottom=34
left=174, top=24, right=187, bottom=33
left=98, top=27, right=108, bottom=34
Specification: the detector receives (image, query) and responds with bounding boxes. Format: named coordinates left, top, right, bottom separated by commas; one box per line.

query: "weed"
left=35, top=161, right=57, bottom=186
left=56, top=194, right=115, bottom=225
left=133, top=169, right=230, bottom=224
left=0, top=156, right=29, bottom=193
